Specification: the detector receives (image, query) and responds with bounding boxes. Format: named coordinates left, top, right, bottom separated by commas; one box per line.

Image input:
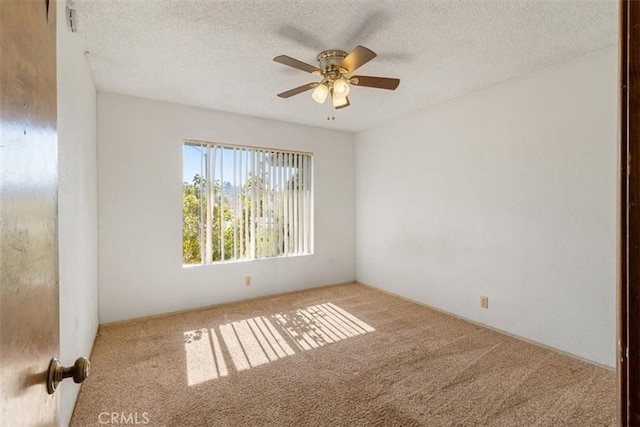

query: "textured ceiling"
left=72, top=0, right=617, bottom=132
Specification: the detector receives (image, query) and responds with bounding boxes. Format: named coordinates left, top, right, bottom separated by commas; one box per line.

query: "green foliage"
left=183, top=175, right=206, bottom=264
left=182, top=174, right=248, bottom=264
left=182, top=185, right=202, bottom=264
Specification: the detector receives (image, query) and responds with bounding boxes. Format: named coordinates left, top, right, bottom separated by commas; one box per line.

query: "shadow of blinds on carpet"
left=184, top=303, right=375, bottom=386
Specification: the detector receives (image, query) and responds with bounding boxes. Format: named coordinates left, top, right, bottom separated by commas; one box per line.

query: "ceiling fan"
left=273, top=45, right=400, bottom=111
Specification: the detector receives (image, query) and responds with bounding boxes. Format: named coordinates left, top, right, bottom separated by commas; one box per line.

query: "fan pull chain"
left=326, top=97, right=335, bottom=121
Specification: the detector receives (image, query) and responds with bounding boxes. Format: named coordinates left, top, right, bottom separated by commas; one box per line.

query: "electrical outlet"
left=480, top=295, right=489, bottom=309
left=245, top=276, right=252, bottom=286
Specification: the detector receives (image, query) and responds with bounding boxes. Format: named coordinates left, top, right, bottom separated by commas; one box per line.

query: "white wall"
left=97, top=93, right=355, bottom=323
left=355, top=46, right=617, bottom=367
left=57, top=1, right=99, bottom=425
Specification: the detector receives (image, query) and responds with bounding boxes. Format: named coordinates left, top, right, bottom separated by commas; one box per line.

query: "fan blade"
left=277, top=82, right=319, bottom=98
left=273, top=55, right=322, bottom=74
left=350, top=75, right=400, bottom=90
left=339, top=46, right=377, bottom=73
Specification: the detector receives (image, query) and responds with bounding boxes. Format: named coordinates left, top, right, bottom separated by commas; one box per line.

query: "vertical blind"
left=183, top=141, right=313, bottom=264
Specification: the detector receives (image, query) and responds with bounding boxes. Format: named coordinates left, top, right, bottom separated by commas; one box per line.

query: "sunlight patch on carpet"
left=184, top=303, right=374, bottom=386
left=184, top=328, right=228, bottom=385
left=275, top=303, right=375, bottom=350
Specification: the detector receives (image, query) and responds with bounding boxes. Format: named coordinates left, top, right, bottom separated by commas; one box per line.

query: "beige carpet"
left=72, top=283, right=615, bottom=426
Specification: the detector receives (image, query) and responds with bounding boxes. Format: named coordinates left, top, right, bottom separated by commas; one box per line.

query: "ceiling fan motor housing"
left=317, top=50, right=348, bottom=75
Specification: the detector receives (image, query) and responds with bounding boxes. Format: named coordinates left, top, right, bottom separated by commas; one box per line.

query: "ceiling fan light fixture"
left=311, top=84, right=329, bottom=104
left=273, top=45, right=400, bottom=115
left=332, top=78, right=350, bottom=97
left=332, top=93, right=350, bottom=109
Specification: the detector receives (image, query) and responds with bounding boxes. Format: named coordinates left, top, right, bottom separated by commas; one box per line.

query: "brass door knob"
left=47, top=357, right=90, bottom=394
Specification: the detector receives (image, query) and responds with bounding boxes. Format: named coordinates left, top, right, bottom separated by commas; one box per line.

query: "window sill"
left=182, top=252, right=313, bottom=268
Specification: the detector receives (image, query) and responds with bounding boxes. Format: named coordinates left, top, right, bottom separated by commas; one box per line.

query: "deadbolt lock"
left=47, top=357, right=90, bottom=394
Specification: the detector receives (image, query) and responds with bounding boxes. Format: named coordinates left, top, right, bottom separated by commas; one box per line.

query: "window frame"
left=182, top=139, right=314, bottom=266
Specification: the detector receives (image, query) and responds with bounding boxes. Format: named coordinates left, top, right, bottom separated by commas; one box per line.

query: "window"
left=182, top=141, right=313, bottom=265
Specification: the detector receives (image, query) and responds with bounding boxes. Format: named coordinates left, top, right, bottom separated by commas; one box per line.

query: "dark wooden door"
left=620, top=0, right=640, bottom=425
left=0, top=0, right=59, bottom=425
